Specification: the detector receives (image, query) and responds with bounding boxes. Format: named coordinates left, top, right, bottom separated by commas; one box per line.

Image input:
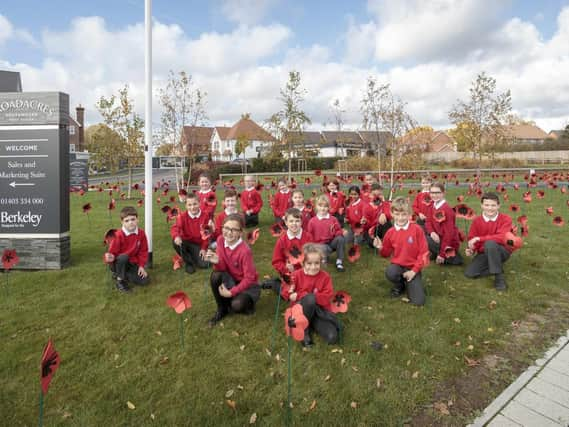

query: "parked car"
left=229, top=158, right=251, bottom=166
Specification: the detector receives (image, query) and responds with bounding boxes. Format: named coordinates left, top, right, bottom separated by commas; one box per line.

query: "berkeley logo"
left=1, top=211, right=43, bottom=227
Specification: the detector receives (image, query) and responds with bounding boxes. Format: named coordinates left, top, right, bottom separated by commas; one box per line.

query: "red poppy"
left=168, top=207, right=179, bottom=222
left=517, top=215, right=528, bottom=225
left=287, top=245, right=304, bottom=266
left=454, top=204, right=474, bottom=220
left=353, top=222, right=364, bottom=236
left=315, top=169, right=322, bottom=176
left=156, top=197, right=161, bottom=204
left=304, top=177, right=312, bottom=185
left=132, top=183, right=140, bottom=190
left=284, top=303, right=309, bottom=342
left=2, top=249, right=19, bottom=270
left=434, top=210, right=446, bottom=223
left=200, top=224, right=213, bottom=241
left=444, top=247, right=456, bottom=258
left=561, top=187, right=567, bottom=194
left=305, top=200, right=313, bottom=211
left=521, top=224, right=529, bottom=237
left=137, top=199, right=143, bottom=208
left=106, top=199, right=115, bottom=211
left=553, top=216, right=564, bottom=226
left=103, top=229, right=117, bottom=246
left=172, top=254, right=183, bottom=271
left=82, top=203, right=92, bottom=214
left=422, top=195, right=432, bottom=206
left=206, top=194, right=217, bottom=206
left=78, top=189, right=85, bottom=196
left=166, top=291, right=192, bottom=314
left=119, top=193, right=126, bottom=200
left=456, top=195, right=464, bottom=202
left=504, top=232, right=523, bottom=251
left=347, top=245, right=361, bottom=263
left=522, top=192, right=532, bottom=203
left=503, top=194, right=510, bottom=201
left=40, top=339, right=60, bottom=395
left=509, top=204, right=520, bottom=212
left=545, top=206, right=553, bottom=216
left=178, top=189, right=187, bottom=198
left=169, top=196, right=176, bottom=203
left=537, top=190, right=545, bottom=199
left=255, top=183, right=264, bottom=191
left=330, top=291, right=351, bottom=314
left=270, top=222, right=285, bottom=237
left=247, top=228, right=260, bottom=245
left=513, top=183, right=520, bottom=190
left=161, top=205, right=171, bottom=214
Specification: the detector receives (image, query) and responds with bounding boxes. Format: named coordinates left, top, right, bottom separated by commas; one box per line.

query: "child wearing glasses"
left=205, top=214, right=261, bottom=327
left=424, top=182, right=463, bottom=265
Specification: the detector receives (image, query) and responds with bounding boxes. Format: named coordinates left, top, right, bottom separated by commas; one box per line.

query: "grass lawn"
left=2, top=176, right=569, bottom=426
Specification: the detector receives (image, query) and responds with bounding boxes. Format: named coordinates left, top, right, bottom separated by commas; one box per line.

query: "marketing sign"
left=0, top=92, right=69, bottom=235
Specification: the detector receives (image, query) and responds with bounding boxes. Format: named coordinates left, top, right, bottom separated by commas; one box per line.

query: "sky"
left=1, top=0, right=569, bottom=137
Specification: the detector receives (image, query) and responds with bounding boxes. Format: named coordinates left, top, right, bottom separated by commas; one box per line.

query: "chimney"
left=76, top=105, right=85, bottom=151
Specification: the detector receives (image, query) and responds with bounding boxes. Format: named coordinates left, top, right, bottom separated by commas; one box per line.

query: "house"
left=321, top=131, right=368, bottom=157
left=68, top=105, right=85, bottom=152
left=548, top=130, right=566, bottom=140
left=285, top=131, right=323, bottom=157
left=211, top=115, right=275, bottom=161
left=503, top=124, right=548, bottom=145
left=358, top=131, right=391, bottom=155
left=429, top=131, right=457, bottom=152
left=180, top=125, right=214, bottom=159
left=400, top=128, right=457, bottom=153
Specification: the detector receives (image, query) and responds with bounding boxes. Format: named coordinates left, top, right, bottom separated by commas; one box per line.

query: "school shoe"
left=336, top=262, right=345, bottom=273
left=116, top=280, right=132, bottom=293
left=301, top=330, right=313, bottom=348
left=390, top=282, right=405, bottom=298
left=208, top=310, right=227, bottom=327
left=494, top=275, right=507, bottom=291
left=185, top=263, right=196, bottom=274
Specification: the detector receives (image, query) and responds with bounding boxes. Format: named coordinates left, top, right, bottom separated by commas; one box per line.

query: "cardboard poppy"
left=200, top=224, right=213, bottom=241
left=103, top=229, right=117, bottom=246
left=169, top=196, right=176, bottom=203
left=456, top=195, right=464, bottom=202
left=454, top=204, right=474, bottom=220
left=537, top=190, right=545, bottom=199
left=521, top=224, right=529, bottom=237
left=119, top=193, right=126, bottom=200
left=166, top=291, right=192, bottom=314
left=2, top=249, right=19, bottom=270
left=287, top=245, right=304, bottom=266
left=206, top=193, right=217, bottom=206
left=434, top=210, right=446, bottom=223
left=136, top=199, right=143, bottom=208
left=304, top=177, right=312, bottom=185
left=347, top=245, right=361, bottom=263
left=284, top=303, right=308, bottom=342
left=169, top=254, right=183, bottom=271
left=315, top=169, right=322, bottom=176
left=553, top=216, right=564, bottom=226
left=108, top=199, right=116, bottom=211
left=40, top=339, right=60, bottom=395
left=82, top=203, right=92, bottom=213
left=247, top=228, right=260, bottom=245
left=305, top=200, right=313, bottom=211
left=132, top=183, right=140, bottom=190
left=545, top=206, right=554, bottom=216
left=168, top=207, right=179, bottom=221
left=561, top=187, right=567, bottom=194
left=161, top=205, right=171, bottom=214
left=517, top=215, right=528, bottom=225
left=503, top=232, right=523, bottom=251
left=255, top=183, right=264, bottom=191
left=270, top=222, right=285, bottom=237
left=522, top=192, right=532, bottom=203
left=509, top=204, right=520, bottom=212
left=330, top=291, right=351, bottom=314
left=78, top=189, right=85, bottom=196
left=444, top=247, right=456, bottom=258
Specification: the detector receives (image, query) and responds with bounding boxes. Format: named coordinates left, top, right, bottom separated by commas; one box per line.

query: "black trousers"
left=426, top=236, right=464, bottom=265
left=173, top=240, right=209, bottom=269
left=299, top=294, right=339, bottom=344
left=245, top=213, right=259, bottom=228
left=111, top=254, right=150, bottom=285
left=385, top=263, right=425, bottom=306
left=210, top=271, right=259, bottom=314
left=465, top=240, right=510, bottom=278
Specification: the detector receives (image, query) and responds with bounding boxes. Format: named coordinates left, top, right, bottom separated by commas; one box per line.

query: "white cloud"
left=0, top=14, right=38, bottom=47
left=221, top=0, right=278, bottom=26
left=0, top=14, right=14, bottom=45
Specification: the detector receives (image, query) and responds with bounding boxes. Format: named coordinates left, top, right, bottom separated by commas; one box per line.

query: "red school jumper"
left=170, top=210, right=210, bottom=250
left=109, top=228, right=149, bottom=267
left=241, top=188, right=263, bottom=214
left=425, top=201, right=461, bottom=258
left=380, top=222, right=429, bottom=273
left=214, top=235, right=259, bottom=297
left=281, top=269, right=334, bottom=312
left=271, top=190, right=292, bottom=218
left=198, top=189, right=217, bottom=218
left=468, top=213, right=513, bottom=254
left=306, top=214, right=343, bottom=244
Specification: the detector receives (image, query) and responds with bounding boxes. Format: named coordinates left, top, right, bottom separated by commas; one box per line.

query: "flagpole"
left=144, top=0, right=153, bottom=267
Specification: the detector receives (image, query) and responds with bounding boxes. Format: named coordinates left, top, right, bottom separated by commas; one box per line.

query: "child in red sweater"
left=324, top=179, right=346, bottom=226
left=241, top=175, right=263, bottom=227
left=365, top=183, right=393, bottom=246
left=412, top=174, right=432, bottom=226
left=361, top=173, right=377, bottom=200
left=197, top=173, right=217, bottom=220
left=373, top=197, right=429, bottom=306
left=424, top=182, right=463, bottom=265
left=281, top=244, right=340, bottom=347
left=271, top=179, right=292, bottom=223
left=213, top=189, right=242, bottom=243
left=104, top=206, right=149, bottom=292
left=345, top=185, right=371, bottom=245
left=464, top=192, right=514, bottom=291
left=263, top=208, right=314, bottom=294
left=205, top=214, right=261, bottom=326
left=170, top=193, right=212, bottom=274
left=291, top=189, right=314, bottom=229
left=307, top=195, right=347, bottom=272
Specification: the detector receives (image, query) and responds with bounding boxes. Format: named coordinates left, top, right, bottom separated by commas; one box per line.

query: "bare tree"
left=331, top=98, right=347, bottom=158
left=448, top=72, right=512, bottom=169
left=158, top=70, right=208, bottom=191
left=96, top=85, right=144, bottom=199
left=267, top=70, right=311, bottom=178
left=361, top=77, right=389, bottom=182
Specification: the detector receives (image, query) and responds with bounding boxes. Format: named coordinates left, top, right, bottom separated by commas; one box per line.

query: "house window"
left=69, top=125, right=75, bottom=135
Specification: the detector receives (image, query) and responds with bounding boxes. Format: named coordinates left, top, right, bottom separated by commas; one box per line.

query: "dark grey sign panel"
left=69, top=153, right=88, bottom=192
left=0, top=92, right=68, bottom=125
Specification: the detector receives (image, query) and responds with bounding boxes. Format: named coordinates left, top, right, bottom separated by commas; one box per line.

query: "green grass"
left=2, top=179, right=569, bottom=426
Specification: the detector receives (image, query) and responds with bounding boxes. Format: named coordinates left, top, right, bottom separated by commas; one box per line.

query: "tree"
left=154, top=143, right=175, bottom=156
left=85, top=124, right=122, bottom=174
left=158, top=70, right=208, bottom=192
left=361, top=77, right=389, bottom=181
left=330, top=98, right=348, bottom=158
left=267, top=70, right=311, bottom=178
left=96, top=85, right=144, bottom=199
left=448, top=72, right=512, bottom=168
left=234, top=131, right=250, bottom=174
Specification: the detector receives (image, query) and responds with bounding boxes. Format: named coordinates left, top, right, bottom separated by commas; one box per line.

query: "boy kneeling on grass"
left=205, top=214, right=261, bottom=327
left=464, top=192, right=513, bottom=291
left=281, top=243, right=340, bottom=347
left=373, top=197, right=429, bottom=306
left=104, top=206, right=149, bottom=293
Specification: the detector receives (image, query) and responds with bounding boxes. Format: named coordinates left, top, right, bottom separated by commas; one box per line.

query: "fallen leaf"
left=324, top=375, right=331, bottom=382
left=265, top=348, right=272, bottom=357
left=155, top=330, right=162, bottom=336
left=464, top=355, right=480, bottom=367
left=331, top=348, right=343, bottom=353
left=341, top=358, right=346, bottom=366
left=127, top=401, right=135, bottom=410
left=401, top=297, right=410, bottom=303
left=309, top=400, right=317, bottom=411
left=376, top=378, right=382, bottom=389
left=226, top=400, right=236, bottom=411
left=487, top=328, right=494, bottom=332
left=488, top=300, right=497, bottom=310
left=249, top=413, right=257, bottom=424
left=62, top=411, right=72, bottom=419
left=225, top=389, right=234, bottom=398
left=150, top=413, right=155, bottom=420
left=412, top=371, right=420, bottom=379
left=159, top=356, right=169, bottom=365
left=231, top=331, right=240, bottom=337
left=454, top=341, right=461, bottom=347
left=275, top=354, right=281, bottom=362
left=434, top=401, right=450, bottom=415
left=350, top=402, right=358, bottom=409
left=114, top=354, right=120, bottom=361
left=467, top=345, right=474, bottom=351
left=512, top=320, right=521, bottom=328
left=351, top=366, right=359, bottom=372
left=240, top=345, right=245, bottom=351
left=453, top=317, right=461, bottom=323
left=237, top=385, right=244, bottom=390
left=406, top=359, right=411, bottom=366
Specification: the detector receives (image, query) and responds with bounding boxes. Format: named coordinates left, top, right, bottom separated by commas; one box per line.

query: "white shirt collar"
left=482, top=213, right=498, bottom=222
left=287, top=229, right=302, bottom=240
left=224, top=208, right=237, bottom=215
left=188, top=210, right=201, bottom=219
left=280, top=189, right=290, bottom=194
left=224, top=238, right=242, bottom=250
left=316, top=213, right=330, bottom=220
left=351, top=198, right=361, bottom=206
left=394, top=222, right=410, bottom=231
left=199, top=189, right=211, bottom=194
left=244, top=186, right=254, bottom=192
left=434, top=199, right=446, bottom=210
left=296, top=206, right=305, bottom=212
left=122, top=226, right=138, bottom=236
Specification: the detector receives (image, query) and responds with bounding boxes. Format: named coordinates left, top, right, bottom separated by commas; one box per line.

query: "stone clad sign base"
left=0, top=236, right=70, bottom=269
